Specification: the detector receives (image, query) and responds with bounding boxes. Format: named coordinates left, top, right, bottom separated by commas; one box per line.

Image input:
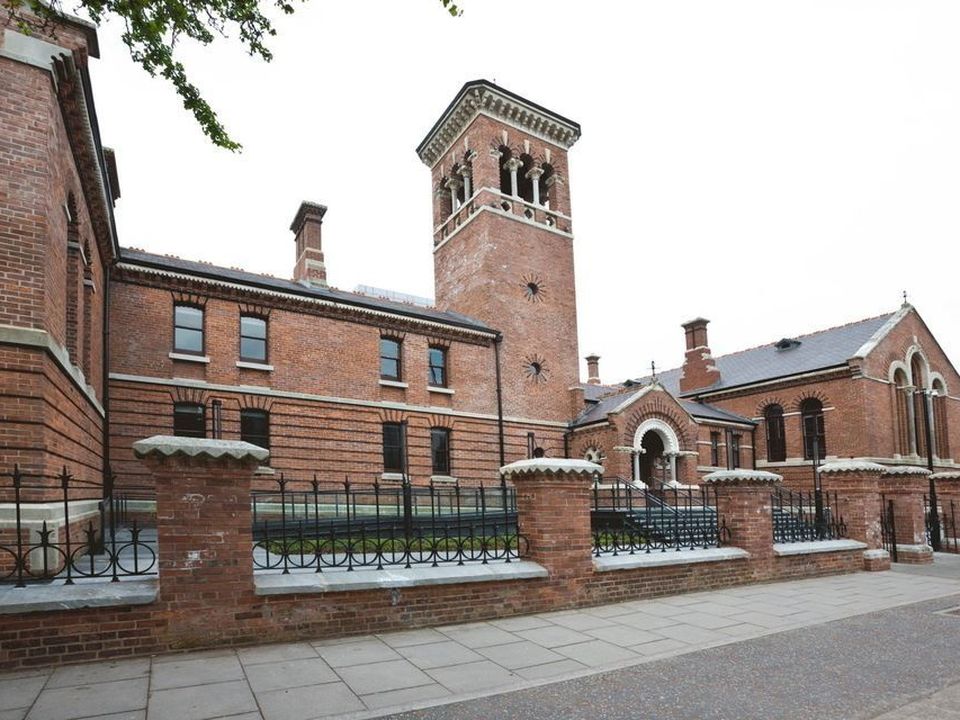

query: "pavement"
left=3, top=555, right=960, bottom=720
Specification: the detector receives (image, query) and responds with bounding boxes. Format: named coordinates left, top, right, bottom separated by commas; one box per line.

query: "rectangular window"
left=431, top=428, right=451, bottom=476
left=240, top=315, right=267, bottom=362
left=240, top=409, right=270, bottom=451
left=731, top=434, right=742, bottom=469
left=428, top=346, right=448, bottom=387
left=173, top=402, right=205, bottom=438
left=382, top=422, right=406, bottom=474
left=710, top=432, right=720, bottom=467
left=173, top=304, right=204, bottom=354
left=380, top=338, right=402, bottom=381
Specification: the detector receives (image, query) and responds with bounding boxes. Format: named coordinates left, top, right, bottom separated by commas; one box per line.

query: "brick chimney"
left=585, top=354, right=601, bottom=385
left=679, top=318, right=720, bottom=392
left=291, top=201, right=328, bottom=287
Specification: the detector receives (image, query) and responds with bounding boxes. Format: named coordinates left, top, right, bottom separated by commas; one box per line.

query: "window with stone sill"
left=431, top=427, right=451, bottom=476
left=240, top=315, right=267, bottom=363
left=382, top=422, right=406, bottom=474
left=173, top=304, right=204, bottom=355
left=173, top=402, right=205, bottom=438
left=380, top=337, right=402, bottom=381
left=428, top=346, right=448, bottom=387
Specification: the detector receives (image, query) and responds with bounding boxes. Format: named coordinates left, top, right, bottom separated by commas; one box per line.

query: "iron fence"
left=880, top=495, right=898, bottom=562
left=925, top=495, right=959, bottom=554
left=251, top=476, right=526, bottom=573
left=771, top=487, right=845, bottom=543
left=591, top=478, right=727, bottom=555
left=0, top=465, right=157, bottom=587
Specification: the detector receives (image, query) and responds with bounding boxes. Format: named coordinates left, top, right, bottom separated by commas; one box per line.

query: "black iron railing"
left=251, top=476, right=526, bottom=573
left=880, top=495, right=898, bottom=562
left=0, top=465, right=157, bottom=587
left=591, top=478, right=727, bottom=555
left=771, top=487, right=845, bottom=543
left=925, top=495, right=959, bottom=553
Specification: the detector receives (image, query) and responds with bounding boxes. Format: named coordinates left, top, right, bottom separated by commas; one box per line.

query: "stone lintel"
left=132, top=435, right=269, bottom=463
left=499, top=458, right=602, bottom=480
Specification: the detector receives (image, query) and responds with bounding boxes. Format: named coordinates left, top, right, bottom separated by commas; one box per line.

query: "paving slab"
left=394, top=641, right=483, bottom=670
left=584, top=625, right=664, bottom=648
left=237, top=642, right=319, bottom=666
left=27, top=678, right=148, bottom=720
left=552, top=640, right=640, bottom=668
left=147, top=679, right=256, bottom=720
left=243, top=657, right=340, bottom=693
left=359, top=684, right=451, bottom=711
left=0, top=676, right=46, bottom=712
left=316, top=639, right=402, bottom=668
left=436, top=623, right=520, bottom=649
left=474, top=641, right=566, bottom=670
left=514, top=625, right=593, bottom=648
left=425, top=660, right=518, bottom=694
left=513, top=659, right=588, bottom=681
left=336, top=659, right=433, bottom=696
left=376, top=629, right=448, bottom=649
left=46, top=659, right=150, bottom=690
left=256, top=681, right=363, bottom=720
left=150, top=655, right=244, bottom=690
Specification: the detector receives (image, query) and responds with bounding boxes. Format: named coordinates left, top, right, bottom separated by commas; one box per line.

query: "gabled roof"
left=572, top=383, right=753, bottom=428
left=637, top=311, right=898, bottom=396
left=117, top=249, right=494, bottom=335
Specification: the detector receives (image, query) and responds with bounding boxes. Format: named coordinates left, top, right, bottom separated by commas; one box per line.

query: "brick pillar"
left=133, top=436, right=268, bottom=649
left=500, top=458, right=600, bottom=604
left=820, top=460, right=890, bottom=571
left=931, top=472, right=960, bottom=552
left=880, top=465, right=933, bottom=564
left=702, top=469, right=781, bottom=561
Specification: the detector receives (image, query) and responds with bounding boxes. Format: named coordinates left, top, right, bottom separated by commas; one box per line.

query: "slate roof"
left=118, top=249, right=493, bottom=334
left=636, top=312, right=897, bottom=396
left=573, top=384, right=754, bottom=427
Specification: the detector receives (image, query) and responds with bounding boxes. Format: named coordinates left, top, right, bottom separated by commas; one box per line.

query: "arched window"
left=539, top=164, right=554, bottom=208
left=498, top=146, right=513, bottom=195
left=517, top=154, right=535, bottom=203
left=933, top=379, right=950, bottom=459
left=893, top=368, right=911, bottom=456
left=763, top=404, right=786, bottom=462
left=800, top=398, right=826, bottom=461
left=910, top=354, right=930, bottom=457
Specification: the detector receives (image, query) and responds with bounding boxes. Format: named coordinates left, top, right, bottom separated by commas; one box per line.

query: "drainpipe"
left=751, top=426, right=757, bottom=470
left=493, top=334, right=506, bottom=467
left=101, top=258, right=113, bottom=490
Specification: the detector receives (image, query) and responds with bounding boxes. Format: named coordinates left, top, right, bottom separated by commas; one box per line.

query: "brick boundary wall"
left=879, top=466, right=935, bottom=564
left=0, top=448, right=873, bottom=671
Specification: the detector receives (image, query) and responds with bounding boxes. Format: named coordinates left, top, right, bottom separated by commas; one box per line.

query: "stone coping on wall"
left=593, top=547, right=750, bottom=572
left=132, top=436, right=270, bottom=462
left=500, top=458, right=603, bottom=479
left=772, top=539, right=868, bottom=557
left=819, top=460, right=888, bottom=474
left=931, top=471, right=960, bottom=481
left=0, top=579, right=158, bottom=615
left=701, top=469, right=782, bottom=485
left=882, top=465, right=932, bottom=476
left=254, top=560, right=548, bottom=596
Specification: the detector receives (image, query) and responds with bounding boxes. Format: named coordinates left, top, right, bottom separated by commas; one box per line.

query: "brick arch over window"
left=427, top=414, right=455, bottom=430
left=378, top=408, right=407, bottom=425
left=790, top=391, right=830, bottom=413
left=240, top=394, right=273, bottom=412
left=169, top=387, right=207, bottom=406
left=754, top=396, right=788, bottom=419
left=622, top=401, right=692, bottom=452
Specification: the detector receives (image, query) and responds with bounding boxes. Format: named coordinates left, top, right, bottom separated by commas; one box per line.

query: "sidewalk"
left=4, top=558, right=960, bottom=720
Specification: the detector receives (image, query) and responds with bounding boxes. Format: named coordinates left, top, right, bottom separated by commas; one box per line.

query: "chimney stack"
left=585, top=354, right=601, bottom=385
left=679, top=318, right=720, bottom=392
left=291, top=201, right=328, bottom=287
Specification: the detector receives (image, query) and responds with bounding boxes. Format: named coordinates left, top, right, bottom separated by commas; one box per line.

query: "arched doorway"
left=632, top=419, right=681, bottom=487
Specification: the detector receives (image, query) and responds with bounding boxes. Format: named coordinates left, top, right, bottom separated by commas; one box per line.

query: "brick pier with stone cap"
left=879, top=465, right=934, bottom=564
left=702, top=469, right=782, bottom=566
left=819, top=460, right=891, bottom=571
left=500, top=458, right=602, bottom=605
left=132, top=435, right=268, bottom=649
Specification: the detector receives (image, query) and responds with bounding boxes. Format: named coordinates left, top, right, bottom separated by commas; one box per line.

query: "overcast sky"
left=88, top=0, right=960, bottom=385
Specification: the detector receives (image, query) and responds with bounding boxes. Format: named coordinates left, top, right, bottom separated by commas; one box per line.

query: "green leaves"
left=3, top=0, right=462, bottom=151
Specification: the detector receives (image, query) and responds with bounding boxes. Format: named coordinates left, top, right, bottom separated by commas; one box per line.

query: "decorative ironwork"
left=590, top=478, right=728, bottom=555
left=880, top=495, right=898, bottom=562
left=925, top=494, right=958, bottom=553
left=251, top=476, right=526, bottom=573
left=771, top=487, right=846, bottom=543
left=0, top=465, right=157, bottom=587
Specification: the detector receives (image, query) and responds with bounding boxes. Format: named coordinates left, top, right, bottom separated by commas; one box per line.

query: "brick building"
left=2, top=9, right=958, bottom=501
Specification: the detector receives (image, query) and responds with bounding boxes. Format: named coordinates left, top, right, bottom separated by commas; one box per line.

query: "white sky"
left=88, top=0, right=960, bottom=385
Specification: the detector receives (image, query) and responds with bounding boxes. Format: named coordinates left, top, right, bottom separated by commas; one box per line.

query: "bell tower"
left=416, top=81, right=582, bottom=423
